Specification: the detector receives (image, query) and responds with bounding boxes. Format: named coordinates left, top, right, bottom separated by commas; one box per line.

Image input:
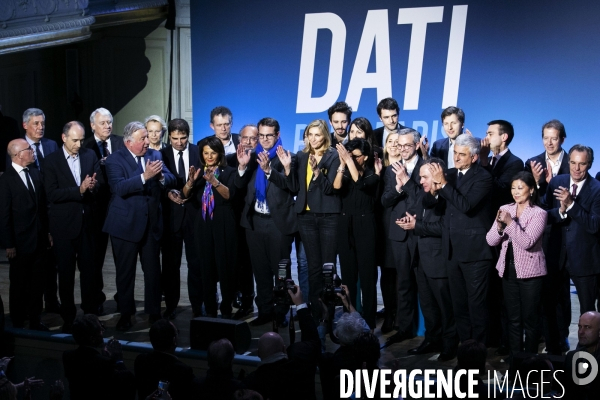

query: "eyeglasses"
left=398, top=144, right=415, bottom=150
left=17, top=146, right=33, bottom=154
left=258, top=134, right=277, bottom=140
left=241, top=136, right=258, bottom=142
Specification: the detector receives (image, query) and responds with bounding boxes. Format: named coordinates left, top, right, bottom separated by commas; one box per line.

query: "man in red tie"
left=545, top=145, right=600, bottom=333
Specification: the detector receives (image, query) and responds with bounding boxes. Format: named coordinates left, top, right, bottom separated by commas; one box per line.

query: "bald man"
left=564, top=311, right=600, bottom=399
left=243, top=286, right=320, bottom=400
left=44, top=121, right=103, bottom=333
left=0, top=139, right=51, bottom=330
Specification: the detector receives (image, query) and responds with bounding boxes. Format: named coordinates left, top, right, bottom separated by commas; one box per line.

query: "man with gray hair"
left=382, top=127, right=424, bottom=345
left=428, top=133, right=493, bottom=344
left=83, top=107, right=124, bottom=311
left=102, top=121, right=175, bottom=331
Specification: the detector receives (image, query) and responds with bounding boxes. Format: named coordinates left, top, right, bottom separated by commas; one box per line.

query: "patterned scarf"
left=254, top=137, right=282, bottom=211
left=201, top=167, right=220, bottom=220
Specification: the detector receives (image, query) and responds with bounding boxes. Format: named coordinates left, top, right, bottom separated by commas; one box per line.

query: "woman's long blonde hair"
left=382, top=132, right=400, bottom=167
left=302, top=119, right=331, bottom=155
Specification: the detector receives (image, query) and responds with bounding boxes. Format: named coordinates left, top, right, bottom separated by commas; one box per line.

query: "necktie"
left=571, top=184, right=578, bottom=200
left=23, top=167, right=36, bottom=201
left=33, top=142, right=43, bottom=169
left=102, top=141, right=110, bottom=157
left=490, top=156, right=496, bottom=168
left=457, top=171, right=464, bottom=184
left=178, top=151, right=186, bottom=180
left=137, top=156, right=144, bottom=175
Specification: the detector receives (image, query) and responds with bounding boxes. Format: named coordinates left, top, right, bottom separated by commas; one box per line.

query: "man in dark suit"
left=381, top=128, right=424, bottom=345
left=63, top=314, right=135, bottom=400
left=44, top=121, right=103, bottom=333
left=526, top=119, right=571, bottom=354
left=479, top=119, right=524, bottom=352
left=429, top=134, right=494, bottom=343
left=160, top=119, right=203, bottom=319
left=328, top=101, right=352, bottom=146
left=235, top=117, right=298, bottom=326
left=103, top=121, right=175, bottom=330
left=134, top=319, right=197, bottom=399
left=397, top=158, right=458, bottom=360
left=0, top=139, right=51, bottom=330
left=19, top=108, right=61, bottom=313
left=83, top=107, right=125, bottom=311
left=430, top=106, right=469, bottom=169
left=546, top=145, right=600, bottom=319
left=198, top=106, right=239, bottom=155
left=373, top=97, right=406, bottom=148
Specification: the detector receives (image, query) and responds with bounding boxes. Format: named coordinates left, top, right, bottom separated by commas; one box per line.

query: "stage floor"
left=0, top=242, right=582, bottom=374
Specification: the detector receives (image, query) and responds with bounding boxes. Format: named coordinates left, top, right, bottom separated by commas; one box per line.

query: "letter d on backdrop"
left=340, top=370, right=354, bottom=398
left=296, top=13, right=346, bottom=113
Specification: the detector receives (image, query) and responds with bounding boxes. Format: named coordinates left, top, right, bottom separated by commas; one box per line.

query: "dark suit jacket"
left=546, top=174, right=600, bottom=276
left=485, top=149, right=524, bottom=215
left=102, top=147, right=175, bottom=242
left=63, top=345, right=135, bottom=400
left=430, top=137, right=452, bottom=166
left=134, top=351, right=196, bottom=400
left=244, top=307, right=320, bottom=400
left=0, top=164, right=48, bottom=253
left=197, top=133, right=239, bottom=150
left=525, top=150, right=570, bottom=197
left=414, top=191, right=447, bottom=278
left=43, top=147, right=101, bottom=240
left=596, top=171, right=600, bottom=181
left=438, top=162, right=494, bottom=262
left=373, top=124, right=406, bottom=148
left=83, top=134, right=125, bottom=160
left=160, top=144, right=201, bottom=233
left=290, top=148, right=341, bottom=214
left=381, top=157, right=423, bottom=242
left=234, top=153, right=298, bottom=235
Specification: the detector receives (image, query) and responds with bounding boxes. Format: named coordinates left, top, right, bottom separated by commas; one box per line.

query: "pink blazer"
left=486, top=203, right=547, bottom=279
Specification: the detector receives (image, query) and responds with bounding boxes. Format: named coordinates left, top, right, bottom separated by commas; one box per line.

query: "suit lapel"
left=493, top=150, right=511, bottom=176
left=58, top=153, right=78, bottom=186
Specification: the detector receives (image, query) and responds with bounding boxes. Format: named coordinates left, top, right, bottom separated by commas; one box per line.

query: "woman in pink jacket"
left=486, top=171, right=547, bottom=357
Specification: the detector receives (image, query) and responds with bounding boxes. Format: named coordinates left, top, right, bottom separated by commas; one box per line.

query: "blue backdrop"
left=191, top=0, right=600, bottom=175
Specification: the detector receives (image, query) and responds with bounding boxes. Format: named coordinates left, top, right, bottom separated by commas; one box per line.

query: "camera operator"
left=319, top=284, right=370, bottom=400
left=563, top=311, right=600, bottom=399
left=243, top=285, right=320, bottom=400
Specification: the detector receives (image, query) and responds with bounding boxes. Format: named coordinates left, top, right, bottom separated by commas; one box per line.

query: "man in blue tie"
left=103, top=121, right=175, bottom=331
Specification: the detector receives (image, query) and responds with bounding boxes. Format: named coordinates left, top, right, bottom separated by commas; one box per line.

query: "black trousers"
left=9, top=245, right=45, bottom=326
left=235, top=222, right=255, bottom=308
left=391, top=239, right=418, bottom=333
left=569, top=272, right=600, bottom=315
left=161, top=212, right=201, bottom=311
left=502, top=261, right=543, bottom=354
left=542, top=266, right=572, bottom=354
left=246, top=215, right=294, bottom=317
left=111, top=230, right=162, bottom=316
left=195, top=207, right=237, bottom=317
left=338, top=213, right=378, bottom=329
left=297, top=212, right=339, bottom=321
left=415, top=262, right=458, bottom=352
left=53, top=221, right=100, bottom=323
left=91, top=205, right=109, bottom=307
left=447, top=258, right=491, bottom=343
left=42, top=248, right=59, bottom=306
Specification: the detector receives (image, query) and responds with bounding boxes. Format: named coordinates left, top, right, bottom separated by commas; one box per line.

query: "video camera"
left=273, top=259, right=297, bottom=306
left=321, top=263, right=345, bottom=306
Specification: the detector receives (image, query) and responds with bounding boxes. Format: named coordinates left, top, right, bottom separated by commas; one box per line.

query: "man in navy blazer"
left=44, top=121, right=103, bottom=332
left=160, top=119, right=202, bottom=319
left=0, top=139, right=50, bottom=330
left=103, top=121, right=175, bottom=330
left=429, top=134, right=494, bottom=344
left=546, top=145, right=600, bottom=319
left=83, top=108, right=125, bottom=310
left=526, top=119, right=571, bottom=354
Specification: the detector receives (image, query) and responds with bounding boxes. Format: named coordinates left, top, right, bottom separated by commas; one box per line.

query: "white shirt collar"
left=569, top=177, right=587, bottom=196
left=62, top=146, right=78, bottom=160
left=12, top=162, right=26, bottom=173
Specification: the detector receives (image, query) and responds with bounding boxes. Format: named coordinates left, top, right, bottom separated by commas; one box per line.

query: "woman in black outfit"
left=334, top=139, right=382, bottom=330
left=289, top=119, right=341, bottom=321
left=183, top=136, right=237, bottom=318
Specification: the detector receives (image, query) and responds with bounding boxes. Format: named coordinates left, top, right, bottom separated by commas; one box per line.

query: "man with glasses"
left=381, top=128, right=424, bottom=345
left=203, top=106, right=238, bottom=155
left=235, top=118, right=298, bottom=326
left=0, top=139, right=51, bottom=330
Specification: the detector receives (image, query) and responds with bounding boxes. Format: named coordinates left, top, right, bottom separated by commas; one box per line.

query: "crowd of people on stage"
left=1, top=98, right=600, bottom=398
